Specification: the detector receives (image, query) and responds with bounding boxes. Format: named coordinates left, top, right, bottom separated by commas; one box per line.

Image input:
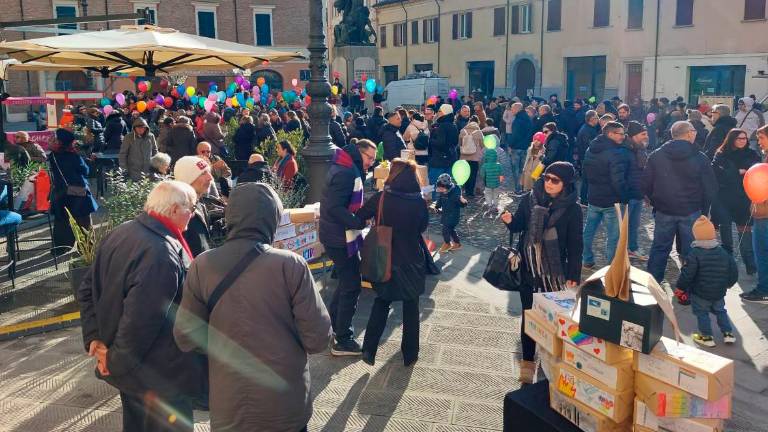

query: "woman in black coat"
left=500, top=162, right=582, bottom=384
left=711, top=128, right=761, bottom=274
left=541, top=122, right=571, bottom=167
left=355, top=159, right=429, bottom=367
left=48, top=128, right=99, bottom=251
left=233, top=116, right=256, bottom=160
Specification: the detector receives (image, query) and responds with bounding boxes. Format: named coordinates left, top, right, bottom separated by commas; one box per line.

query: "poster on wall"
left=5, top=130, right=55, bottom=152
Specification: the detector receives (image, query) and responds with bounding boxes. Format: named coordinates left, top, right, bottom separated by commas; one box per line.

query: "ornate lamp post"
left=302, top=0, right=335, bottom=204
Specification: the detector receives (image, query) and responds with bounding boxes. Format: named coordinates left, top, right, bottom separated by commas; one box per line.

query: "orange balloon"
left=136, top=100, right=147, bottom=113
left=744, top=163, right=768, bottom=203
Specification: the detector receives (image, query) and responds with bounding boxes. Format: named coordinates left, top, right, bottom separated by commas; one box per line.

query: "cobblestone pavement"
left=1, top=183, right=766, bottom=431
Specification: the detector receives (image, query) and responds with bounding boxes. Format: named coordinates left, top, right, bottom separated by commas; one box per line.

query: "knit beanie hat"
left=436, top=173, right=454, bottom=188
left=626, top=121, right=647, bottom=137
left=174, top=156, right=210, bottom=185
left=692, top=215, right=716, bottom=241
left=439, top=104, right=454, bottom=116
left=543, top=161, right=575, bottom=185
left=55, top=128, right=76, bottom=146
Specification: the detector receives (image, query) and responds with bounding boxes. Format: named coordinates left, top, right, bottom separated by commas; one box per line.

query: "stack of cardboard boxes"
left=272, top=203, right=324, bottom=262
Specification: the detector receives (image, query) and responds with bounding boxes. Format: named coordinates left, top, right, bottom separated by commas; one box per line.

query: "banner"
left=6, top=130, right=55, bottom=151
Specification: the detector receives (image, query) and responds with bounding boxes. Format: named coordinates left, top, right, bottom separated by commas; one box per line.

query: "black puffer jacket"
left=329, top=119, right=347, bottom=147
left=380, top=123, right=406, bottom=161
left=575, top=123, right=599, bottom=164
left=429, top=114, right=459, bottom=169
left=704, top=116, right=737, bottom=159
left=676, top=242, right=738, bottom=301
left=367, top=114, right=386, bottom=142
left=103, top=112, right=128, bottom=153
left=642, top=140, right=718, bottom=216
left=319, top=144, right=365, bottom=248
left=542, top=131, right=570, bottom=166
left=583, top=135, right=638, bottom=207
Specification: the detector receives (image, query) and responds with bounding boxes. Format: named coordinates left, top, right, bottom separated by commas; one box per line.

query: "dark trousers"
left=464, top=160, right=480, bottom=196
left=326, top=246, right=362, bottom=343
left=53, top=214, right=91, bottom=252
left=519, top=287, right=535, bottom=361
left=442, top=224, right=460, bottom=244
left=362, top=296, right=420, bottom=363
left=120, top=392, right=193, bottom=432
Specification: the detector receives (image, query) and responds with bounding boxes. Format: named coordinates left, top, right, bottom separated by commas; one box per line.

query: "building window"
left=253, top=8, right=274, bottom=46
left=251, top=70, right=284, bottom=91
left=393, top=23, right=407, bottom=47
left=383, top=65, right=399, bottom=84
left=134, top=4, right=157, bottom=25
left=627, top=0, right=643, bottom=29
left=675, top=0, right=694, bottom=26
left=593, top=0, right=610, bottom=27
left=54, top=2, right=78, bottom=34
left=547, top=0, right=562, bottom=31
left=380, top=25, right=387, bottom=47
left=511, top=4, right=533, bottom=34
left=196, top=7, right=217, bottom=38
left=414, top=64, right=433, bottom=73
left=493, top=7, right=506, bottom=36
left=423, top=17, right=439, bottom=43
left=452, top=12, right=472, bottom=40
left=745, top=0, right=766, bottom=20
left=411, top=21, right=419, bottom=44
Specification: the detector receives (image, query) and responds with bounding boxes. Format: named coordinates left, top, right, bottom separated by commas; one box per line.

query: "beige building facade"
left=374, top=0, right=768, bottom=104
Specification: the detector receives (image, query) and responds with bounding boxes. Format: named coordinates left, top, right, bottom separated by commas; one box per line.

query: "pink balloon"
left=208, top=93, right=218, bottom=101
left=225, top=98, right=233, bottom=107
left=291, top=78, right=298, bottom=87
left=103, top=105, right=113, bottom=116
left=116, top=93, right=126, bottom=106
left=204, top=99, right=215, bottom=112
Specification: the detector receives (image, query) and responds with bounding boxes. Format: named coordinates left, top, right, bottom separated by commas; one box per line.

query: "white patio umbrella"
left=0, top=25, right=307, bottom=76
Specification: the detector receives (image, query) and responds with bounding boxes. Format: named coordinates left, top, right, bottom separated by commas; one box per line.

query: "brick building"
left=0, top=0, right=311, bottom=120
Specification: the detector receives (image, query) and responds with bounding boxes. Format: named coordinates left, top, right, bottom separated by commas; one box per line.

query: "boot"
left=740, top=231, right=757, bottom=275
left=519, top=360, right=536, bottom=385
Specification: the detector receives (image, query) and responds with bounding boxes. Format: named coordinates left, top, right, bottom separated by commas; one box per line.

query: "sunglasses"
left=544, top=174, right=562, bottom=185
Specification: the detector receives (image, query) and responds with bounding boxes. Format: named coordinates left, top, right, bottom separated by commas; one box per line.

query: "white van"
left=381, top=75, right=450, bottom=112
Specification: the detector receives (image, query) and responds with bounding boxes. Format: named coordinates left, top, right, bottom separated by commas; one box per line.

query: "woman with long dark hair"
left=711, top=128, right=762, bottom=274
left=354, top=159, right=429, bottom=366
left=273, top=140, right=299, bottom=187
left=500, top=162, right=583, bottom=383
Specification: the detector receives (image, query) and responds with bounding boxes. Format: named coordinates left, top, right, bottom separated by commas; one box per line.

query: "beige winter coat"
left=521, top=143, right=544, bottom=191
left=403, top=119, right=430, bottom=156
left=459, top=122, right=485, bottom=162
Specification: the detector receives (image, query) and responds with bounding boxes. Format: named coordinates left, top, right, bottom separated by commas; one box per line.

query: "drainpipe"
left=504, top=0, right=510, bottom=91
left=233, top=0, right=240, bottom=42
left=652, top=0, right=660, bottom=98
left=400, top=1, right=408, bottom=74
left=538, top=0, right=545, bottom=97
left=104, top=0, right=109, bottom=29
left=433, top=0, right=441, bottom=74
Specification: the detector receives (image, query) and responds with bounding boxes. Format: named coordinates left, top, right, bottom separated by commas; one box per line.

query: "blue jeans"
left=628, top=199, right=643, bottom=253
left=753, top=218, right=768, bottom=295
left=691, top=295, right=732, bottom=336
left=647, top=211, right=700, bottom=283
left=508, top=148, right=527, bottom=191
left=428, top=166, right=450, bottom=200
left=582, top=205, right=620, bottom=265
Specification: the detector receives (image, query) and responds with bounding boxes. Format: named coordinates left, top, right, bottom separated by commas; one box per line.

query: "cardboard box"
left=533, top=290, right=577, bottom=326
left=549, top=385, right=630, bottom=432
left=554, top=362, right=634, bottom=423
left=562, top=340, right=634, bottom=391
left=274, top=222, right=317, bottom=242
left=577, top=268, right=665, bottom=354
left=555, top=310, right=633, bottom=364
left=634, top=398, right=725, bottom=432
left=288, top=207, right=318, bottom=224
left=376, top=178, right=386, bottom=191
left=279, top=210, right=292, bottom=226
left=634, top=337, right=734, bottom=401
left=538, top=350, right=556, bottom=382
left=634, top=373, right=732, bottom=419
left=416, top=164, right=429, bottom=187
left=400, top=149, right=416, bottom=161
left=274, top=231, right=318, bottom=251
left=523, top=309, right=562, bottom=357
left=294, top=242, right=325, bottom=262
left=374, top=164, right=390, bottom=180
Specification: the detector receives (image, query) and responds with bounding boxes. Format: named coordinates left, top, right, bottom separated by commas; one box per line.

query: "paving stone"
left=438, top=347, right=516, bottom=375
left=427, top=324, right=519, bottom=351
left=385, top=366, right=514, bottom=401
left=354, top=389, right=454, bottom=423
left=452, top=401, right=504, bottom=430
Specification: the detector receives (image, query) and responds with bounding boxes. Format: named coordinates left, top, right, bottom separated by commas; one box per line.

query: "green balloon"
left=198, top=97, right=206, bottom=108
left=483, top=134, right=498, bottom=149
left=452, top=160, right=471, bottom=186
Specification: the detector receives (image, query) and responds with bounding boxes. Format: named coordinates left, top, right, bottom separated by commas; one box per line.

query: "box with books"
left=554, top=362, right=634, bottom=423
left=634, top=398, right=724, bottom=432
left=523, top=309, right=562, bottom=357
left=634, top=373, right=731, bottom=419
left=533, top=290, right=577, bottom=326
left=555, top=310, right=633, bottom=364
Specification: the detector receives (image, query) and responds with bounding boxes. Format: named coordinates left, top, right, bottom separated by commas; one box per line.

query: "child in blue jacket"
left=434, top=173, right=467, bottom=253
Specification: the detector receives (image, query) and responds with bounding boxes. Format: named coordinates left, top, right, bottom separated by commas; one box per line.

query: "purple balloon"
left=155, top=95, right=165, bottom=104
left=235, top=75, right=244, bottom=85
left=242, top=81, right=252, bottom=90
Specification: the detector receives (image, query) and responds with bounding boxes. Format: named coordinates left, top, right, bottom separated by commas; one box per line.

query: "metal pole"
left=302, top=0, right=334, bottom=204
left=652, top=0, right=660, bottom=99
left=538, top=0, right=544, bottom=97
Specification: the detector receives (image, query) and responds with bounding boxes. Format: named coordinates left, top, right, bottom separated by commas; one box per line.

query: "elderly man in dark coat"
left=77, top=180, right=205, bottom=432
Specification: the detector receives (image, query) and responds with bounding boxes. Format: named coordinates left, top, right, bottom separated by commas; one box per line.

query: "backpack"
left=460, top=130, right=478, bottom=155
left=414, top=128, right=429, bottom=151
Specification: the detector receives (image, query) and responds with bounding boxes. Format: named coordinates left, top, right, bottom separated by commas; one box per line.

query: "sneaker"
left=330, top=339, right=362, bottom=357
left=582, top=262, right=595, bottom=270
left=723, top=332, right=736, bottom=344
left=438, top=243, right=452, bottom=254
left=628, top=250, right=649, bottom=261
left=693, top=334, right=716, bottom=348
left=450, top=242, right=463, bottom=251
left=740, top=291, right=768, bottom=304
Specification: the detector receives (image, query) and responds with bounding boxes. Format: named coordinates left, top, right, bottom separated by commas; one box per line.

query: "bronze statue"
left=334, top=0, right=377, bottom=46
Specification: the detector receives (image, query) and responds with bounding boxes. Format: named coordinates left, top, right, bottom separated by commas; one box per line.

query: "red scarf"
left=149, top=211, right=194, bottom=260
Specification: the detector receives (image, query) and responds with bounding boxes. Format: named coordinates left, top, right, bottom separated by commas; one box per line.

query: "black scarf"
left=525, top=179, right=577, bottom=292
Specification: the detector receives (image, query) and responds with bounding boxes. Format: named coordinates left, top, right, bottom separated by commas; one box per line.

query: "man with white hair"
left=77, top=180, right=205, bottom=432
left=642, top=121, right=718, bottom=283
left=174, top=156, right=215, bottom=256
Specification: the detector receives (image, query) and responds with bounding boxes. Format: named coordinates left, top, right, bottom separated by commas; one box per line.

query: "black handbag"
left=360, top=193, right=393, bottom=283
left=483, top=244, right=523, bottom=292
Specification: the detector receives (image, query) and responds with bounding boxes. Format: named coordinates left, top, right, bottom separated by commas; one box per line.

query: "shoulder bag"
left=51, top=154, right=87, bottom=197
left=483, top=234, right=523, bottom=292
left=360, top=193, right=393, bottom=283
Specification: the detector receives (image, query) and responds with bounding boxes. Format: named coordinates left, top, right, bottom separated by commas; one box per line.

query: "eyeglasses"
left=737, top=136, right=749, bottom=141
left=543, top=174, right=562, bottom=185
left=362, top=151, right=376, bottom=161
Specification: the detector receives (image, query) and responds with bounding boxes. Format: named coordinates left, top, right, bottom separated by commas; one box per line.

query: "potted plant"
left=66, top=208, right=109, bottom=297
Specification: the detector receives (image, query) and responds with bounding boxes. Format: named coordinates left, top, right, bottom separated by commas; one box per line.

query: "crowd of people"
left=4, top=86, right=766, bottom=432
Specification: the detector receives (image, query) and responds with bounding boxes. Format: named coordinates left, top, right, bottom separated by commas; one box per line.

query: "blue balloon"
left=209, top=84, right=218, bottom=92
left=177, top=85, right=185, bottom=95
left=236, top=92, right=246, bottom=106
left=190, top=95, right=199, bottom=104
left=365, top=78, right=376, bottom=93
left=226, top=88, right=234, bottom=98
left=261, top=84, right=269, bottom=94
left=217, top=91, right=226, bottom=103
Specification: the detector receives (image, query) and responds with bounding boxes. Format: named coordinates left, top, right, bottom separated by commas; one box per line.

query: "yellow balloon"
left=331, top=85, right=339, bottom=95
left=231, top=97, right=240, bottom=107
left=136, top=101, right=147, bottom=113
left=186, top=86, right=196, bottom=97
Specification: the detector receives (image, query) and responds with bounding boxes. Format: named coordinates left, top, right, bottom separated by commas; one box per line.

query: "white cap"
left=439, top=104, right=454, bottom=116
left=173, top=156, right=210, bottom=185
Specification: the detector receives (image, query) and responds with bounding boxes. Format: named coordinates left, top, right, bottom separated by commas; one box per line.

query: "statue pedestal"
left=332, top=45, right=379, bottom=112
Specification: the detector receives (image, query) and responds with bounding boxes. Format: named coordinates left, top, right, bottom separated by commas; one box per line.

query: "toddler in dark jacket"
left=434, top=173, right=467, bottom=253
left=676, top=215, right=738, bottom=348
